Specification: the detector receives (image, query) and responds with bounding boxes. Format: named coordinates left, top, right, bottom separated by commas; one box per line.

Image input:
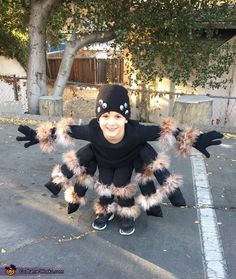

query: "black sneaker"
left=119, top=218, right=135, bottom=236
left=92, top=213, right=114, bottom=231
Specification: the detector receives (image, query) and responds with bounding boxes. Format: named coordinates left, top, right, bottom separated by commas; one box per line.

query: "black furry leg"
left=146, top=205, right=163, bottom=217
left=45, top=179, right=62, bottom=196
left=168, top=188, right=186, bottom=207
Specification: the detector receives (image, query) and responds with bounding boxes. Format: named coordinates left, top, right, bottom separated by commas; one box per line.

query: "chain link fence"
left=129, top=88, right=236, bottom=131
left=206, top=95, right=236, bottom=128
left=61, top=84, right=236, bottom=132
left=0, top=75, right=28, bottom=113
left=0, top=77, right=235, bottom=132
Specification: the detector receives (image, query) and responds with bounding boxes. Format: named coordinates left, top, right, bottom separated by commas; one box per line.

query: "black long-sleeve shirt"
left=69, top=119, right=162, bottom=168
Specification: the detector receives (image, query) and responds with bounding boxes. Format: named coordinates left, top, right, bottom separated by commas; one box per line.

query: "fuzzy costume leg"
left=133, top=152, right=163, bottom=217
left=45, top=163, right=73, bottom=196
left=65, top=160, right=97, bottom=214
left=134, top=171, right=163, bottom=217
left=45, top=144, right=94, bottom=196
left=154, top=168, right=186, bottom=206
left=139, top=143, right=186, bottom=207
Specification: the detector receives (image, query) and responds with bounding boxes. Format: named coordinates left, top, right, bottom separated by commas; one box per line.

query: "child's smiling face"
left=99, top=111, right=128, bottom=144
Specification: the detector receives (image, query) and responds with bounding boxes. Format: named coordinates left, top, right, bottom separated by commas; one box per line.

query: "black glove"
left=193, top=131, right=223, bottom=158
left=16, top=125, right=39, bottom=148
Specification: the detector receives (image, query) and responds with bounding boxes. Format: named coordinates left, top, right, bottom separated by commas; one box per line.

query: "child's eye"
left=115, top=115, right=122, bottom=119
left=101, top=114, right=108, bottom=118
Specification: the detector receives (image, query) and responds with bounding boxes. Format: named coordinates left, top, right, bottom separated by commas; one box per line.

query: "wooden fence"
left=47, top=57, right=124, bottom=84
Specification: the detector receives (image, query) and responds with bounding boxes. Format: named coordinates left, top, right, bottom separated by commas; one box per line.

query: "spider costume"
left=17, top=85, right=223, bottom=234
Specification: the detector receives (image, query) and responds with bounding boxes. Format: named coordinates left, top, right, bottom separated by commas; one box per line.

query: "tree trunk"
left=52, top=31, right=115, bottom=97
left=27, top=0, right=59, bottom=114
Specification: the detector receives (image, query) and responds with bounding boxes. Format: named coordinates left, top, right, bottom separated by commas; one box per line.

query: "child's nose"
left=107, top=117, right=115, bottom=125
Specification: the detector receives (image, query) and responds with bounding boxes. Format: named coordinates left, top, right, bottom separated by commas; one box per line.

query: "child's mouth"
left=106, top=127, right=116, bottom=132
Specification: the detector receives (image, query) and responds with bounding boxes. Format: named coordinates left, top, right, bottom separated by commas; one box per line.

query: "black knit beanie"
left=96, top=84, right=130, bottom=119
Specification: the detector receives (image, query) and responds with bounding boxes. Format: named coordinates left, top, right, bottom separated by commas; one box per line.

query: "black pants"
left=93, top=164, right=140, bottom=219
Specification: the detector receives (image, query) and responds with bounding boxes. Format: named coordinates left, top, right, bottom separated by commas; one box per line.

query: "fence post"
left=13, top=75, right=19, bottom=101
left=138, top=86, right=149, bottom=122
left=94, top=58, right=97, bottom=84
left=46, top=56, right=52, bottom=79
left=168, top=80, right=175, bottom=117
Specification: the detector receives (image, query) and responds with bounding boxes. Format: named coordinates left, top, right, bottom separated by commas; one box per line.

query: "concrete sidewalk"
left=0, top=120, right=235, bottom=279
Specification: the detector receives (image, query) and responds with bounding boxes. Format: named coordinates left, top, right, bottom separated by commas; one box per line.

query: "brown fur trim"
left=160, top=173, right=183, bottom=196
left=158, top=118, right=176, bottom=151
left=62, top=150, right=85, bottom=175
left=136, top=192, right=163, bottom=210
left=137, top=173, right=183, bottom=209
left=36, top=122, right=55, bottom=153
left=134, top=172, right=154, bottom=184
left=51, top=165, right=71, bottom=190
left=176, top=127, right=200, bottom=157
left=93, top=200, right=116, bottom=215
left=116, top=204, right=141, bottom=219
left=56, top=118, right=75, bottom=146
left=75, top=174, right=94, bottom=188
left=161, top=118, right=177, bottom=133
left=146, top=152, right=170, bottom=172
left=112, top=183, right=137, bottom=199
left=64, top=186, right=86, bottom=206
left=94, top=181, right=112, bottom=197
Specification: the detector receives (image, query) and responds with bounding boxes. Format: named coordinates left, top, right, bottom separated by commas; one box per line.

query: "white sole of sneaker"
left=119, top=227, right=135, bottom=236
left=92, top=223, right=107, bottom=231
left=92, top=213, right=115, bottom=231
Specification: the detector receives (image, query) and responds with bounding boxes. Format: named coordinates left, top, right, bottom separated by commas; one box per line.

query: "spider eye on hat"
left=96, top=84, right=131, bottom=119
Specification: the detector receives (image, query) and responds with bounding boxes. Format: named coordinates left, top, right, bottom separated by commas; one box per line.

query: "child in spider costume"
left=17, top=85, right=223, bottom=235
left=17, top=126, right=181, bottom=235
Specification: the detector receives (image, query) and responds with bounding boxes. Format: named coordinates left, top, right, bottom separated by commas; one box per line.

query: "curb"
left=0, top=114, right=63, bottom=126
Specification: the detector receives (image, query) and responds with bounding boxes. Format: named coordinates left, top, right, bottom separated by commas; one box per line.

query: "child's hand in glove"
left=16, top=125, right=39, bottom=148
left=193, top=131, right=223, bottom=158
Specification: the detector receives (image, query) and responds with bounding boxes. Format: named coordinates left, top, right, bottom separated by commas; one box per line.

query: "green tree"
left=28, top=0, right=130, bottom=113
left=122, top=0, right=236, bottom=89
left=0, top=0, right=29, bottom=69
left=47, top=0, right=121, bottom=97
left=1, top=0, right=235, bottom=114
left=47, top=0, right=236, bottom=108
